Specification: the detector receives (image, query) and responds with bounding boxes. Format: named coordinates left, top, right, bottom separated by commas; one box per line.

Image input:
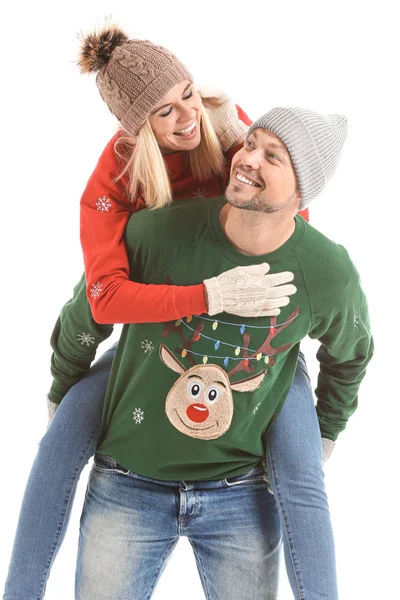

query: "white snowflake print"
left=90, top=282, right=103, bottom=299
left=253, top=402, right=262, bottom=415
left=77, top=332, right=96, bottom=346
left=141, top=339, right=154, bottom=355
left=193, top=188, right=208, bottom=199
left=96, top=196, right=112, bottom=212
left=354, top=311, right=359, bottom=327
left=133, top=408, right=144, bottom=424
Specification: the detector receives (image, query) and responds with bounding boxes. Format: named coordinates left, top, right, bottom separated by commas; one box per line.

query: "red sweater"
left=80, top=106, right=309, bottom=324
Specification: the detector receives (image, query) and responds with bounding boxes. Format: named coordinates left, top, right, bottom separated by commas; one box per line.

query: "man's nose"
left=244, top=151, right=261, bottom=170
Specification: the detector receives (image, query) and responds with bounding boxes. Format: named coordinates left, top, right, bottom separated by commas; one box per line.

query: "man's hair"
left=114, top=101, right=224, bottom=210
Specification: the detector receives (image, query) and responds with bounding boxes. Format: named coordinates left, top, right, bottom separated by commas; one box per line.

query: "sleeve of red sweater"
left=80, top=134, right=206, bottom=324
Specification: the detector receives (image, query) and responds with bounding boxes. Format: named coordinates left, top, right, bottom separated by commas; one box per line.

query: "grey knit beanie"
left=247, top=108, right=347, bottom=209
left=78, top=24, right=192, bottom=136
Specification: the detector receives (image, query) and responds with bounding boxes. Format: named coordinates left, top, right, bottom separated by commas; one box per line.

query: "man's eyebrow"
left=266, top=142, right=289, bottom=154
left=151, top=83, right=192, bottom=114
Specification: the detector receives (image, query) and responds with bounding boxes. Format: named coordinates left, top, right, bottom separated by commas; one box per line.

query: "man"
left=61, top=108, right=371, bottom=598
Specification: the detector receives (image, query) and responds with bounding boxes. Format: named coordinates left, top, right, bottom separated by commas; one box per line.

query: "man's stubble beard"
left=225, top=183, right=291, bottom=215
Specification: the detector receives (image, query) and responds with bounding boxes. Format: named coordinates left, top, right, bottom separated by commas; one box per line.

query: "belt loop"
left=180, top=481, right=194, bottom=491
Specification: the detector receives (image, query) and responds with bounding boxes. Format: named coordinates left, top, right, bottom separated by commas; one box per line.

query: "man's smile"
left=235, top=170, right=262, bottom=188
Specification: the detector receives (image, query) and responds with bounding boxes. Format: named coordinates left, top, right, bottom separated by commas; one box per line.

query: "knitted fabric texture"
left=96, top=40, right=192, bottom=136
left=197, top=87, right=249, bottom=151
left=203, top=263, right=296, bottom=317
left=46, top=395, right=59, bottom=427
left=247, top=108, right=347, bottom=209
left=321, top=438, right=336, bottom=464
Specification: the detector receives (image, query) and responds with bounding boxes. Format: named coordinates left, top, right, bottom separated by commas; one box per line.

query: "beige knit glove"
left=203, top=263, right=296, bottom=317
left=322, top=438, right=336, bottom=465
left=197, top=85, right=249, bottom=151
left=47, top=395, right=59, bottom=428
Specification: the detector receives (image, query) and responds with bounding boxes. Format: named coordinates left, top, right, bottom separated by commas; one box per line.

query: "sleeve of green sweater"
left=309, top=255, right=373, bottom=441
left=48, top=273, right=114, bottom=404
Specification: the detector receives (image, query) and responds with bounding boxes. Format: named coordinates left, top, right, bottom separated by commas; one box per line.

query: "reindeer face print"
left=159, top=307, right=300, bottom=440
left=160, top=344, right=266, bottom=440
left=166, top=363, right=233, bottom=439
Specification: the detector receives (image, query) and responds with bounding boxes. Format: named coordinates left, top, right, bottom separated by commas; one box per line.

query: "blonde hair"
left=114, top=100, right=225, bottom=210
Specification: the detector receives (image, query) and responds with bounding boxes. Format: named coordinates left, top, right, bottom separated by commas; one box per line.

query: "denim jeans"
left=266, top=353, right=338, bottom=599
left=3, top=347, right=338, bottom=600
left=76, top=454, right=281, bottom=599
left=3, top=346, right=114, bottom=600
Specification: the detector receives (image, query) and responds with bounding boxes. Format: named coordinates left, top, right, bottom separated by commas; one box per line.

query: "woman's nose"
left=176, top=104, right=195, bottom=122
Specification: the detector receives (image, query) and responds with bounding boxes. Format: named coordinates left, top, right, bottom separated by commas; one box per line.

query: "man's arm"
left=309, top=261, right=373, bottom=442
left=48, top=273, right=114, bottom=406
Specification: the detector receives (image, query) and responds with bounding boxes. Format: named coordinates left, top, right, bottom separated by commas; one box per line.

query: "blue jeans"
left=266, top=354, right=338, bottom=599
left=76, top=454, right=281, bottom=599
left=3, top=347, right=338, bottom=599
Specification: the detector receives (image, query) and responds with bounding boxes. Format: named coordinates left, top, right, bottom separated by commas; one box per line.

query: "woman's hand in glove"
left=203, top=263, right=296, bottom=317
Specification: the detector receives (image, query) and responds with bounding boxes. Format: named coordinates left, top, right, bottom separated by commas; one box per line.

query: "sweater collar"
left=208, top=197, right=305, bottom=265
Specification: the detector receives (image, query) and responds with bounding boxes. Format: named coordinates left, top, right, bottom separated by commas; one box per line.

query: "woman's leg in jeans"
left=265, top=352, right=338, bottom=600
left=3, top=345, right=116, bottom=600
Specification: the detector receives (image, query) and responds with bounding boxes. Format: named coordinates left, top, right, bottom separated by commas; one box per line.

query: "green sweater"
left=50, top=197, right=373, bottom=481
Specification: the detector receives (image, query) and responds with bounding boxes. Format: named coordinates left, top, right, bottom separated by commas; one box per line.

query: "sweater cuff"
left=48, top=380, right=66, bottom=405
left=219, top=121, right=249, bottom=152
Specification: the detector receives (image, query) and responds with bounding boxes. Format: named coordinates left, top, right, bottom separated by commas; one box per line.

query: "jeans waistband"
left=94, top=453, right=266, bottom=490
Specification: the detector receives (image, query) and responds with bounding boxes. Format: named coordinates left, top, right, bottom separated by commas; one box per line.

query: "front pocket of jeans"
left=224, top=477, right=266, bottom=487
left=93, top=455, right=130, bottom=475
left=224, top=468, right=267, bottom=487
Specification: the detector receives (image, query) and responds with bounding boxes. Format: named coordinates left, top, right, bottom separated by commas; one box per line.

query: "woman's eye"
left=160, top=107, right=173, bottom=118
left=183, top=91, right=193, bottom=100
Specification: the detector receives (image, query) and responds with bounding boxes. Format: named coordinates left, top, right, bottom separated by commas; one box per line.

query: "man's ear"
left=295, top=186, right=302, bottom=209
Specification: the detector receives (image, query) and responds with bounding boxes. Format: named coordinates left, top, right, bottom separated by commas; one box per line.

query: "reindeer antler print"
left=161, top=321, right=204, bottom=368
left=226, top=331, right=255, bottom=378
left=227, top=308, right=300, bottom=378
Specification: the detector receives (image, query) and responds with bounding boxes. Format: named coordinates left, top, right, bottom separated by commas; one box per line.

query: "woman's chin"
left=185, top=137, right=202, bottom=151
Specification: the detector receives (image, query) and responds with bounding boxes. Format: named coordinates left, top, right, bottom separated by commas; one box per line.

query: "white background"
left=1, top=1, right=398, bottom=598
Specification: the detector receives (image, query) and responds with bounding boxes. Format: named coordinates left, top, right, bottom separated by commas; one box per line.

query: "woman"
left=3, top=24, right=336, bottom=600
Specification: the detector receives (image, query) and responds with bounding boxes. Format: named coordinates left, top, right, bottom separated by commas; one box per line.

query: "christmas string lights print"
left=162, top=308, right=300, bottom=370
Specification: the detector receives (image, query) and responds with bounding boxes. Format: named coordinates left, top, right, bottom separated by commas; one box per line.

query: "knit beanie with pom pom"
left=78, top=24, right=192, bottom=136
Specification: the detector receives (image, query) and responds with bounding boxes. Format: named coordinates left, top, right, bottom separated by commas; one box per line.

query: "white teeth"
left=175, top=121, right=196, bottom=134
left=236, top=173, right=260, bottom=187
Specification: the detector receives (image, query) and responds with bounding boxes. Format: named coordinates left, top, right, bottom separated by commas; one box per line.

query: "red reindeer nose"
left=186, top=403, right=209, bottom=423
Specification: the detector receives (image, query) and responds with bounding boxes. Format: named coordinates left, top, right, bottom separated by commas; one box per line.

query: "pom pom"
left=78, top=23, right=129, bottom=74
